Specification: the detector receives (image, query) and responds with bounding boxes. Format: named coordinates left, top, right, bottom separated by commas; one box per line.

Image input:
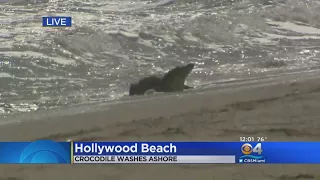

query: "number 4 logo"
left=253, top=143, right=263, bottom=154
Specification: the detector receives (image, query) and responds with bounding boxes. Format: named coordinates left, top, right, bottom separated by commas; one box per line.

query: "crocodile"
left=129, top=63, right=194, bottom=96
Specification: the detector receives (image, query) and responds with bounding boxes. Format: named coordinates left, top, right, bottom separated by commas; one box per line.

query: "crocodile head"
left=162, top=63, right=194, bottom=92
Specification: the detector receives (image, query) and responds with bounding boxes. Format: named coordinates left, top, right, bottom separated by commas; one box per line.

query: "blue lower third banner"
left=2, top=141, right=320, bottom=164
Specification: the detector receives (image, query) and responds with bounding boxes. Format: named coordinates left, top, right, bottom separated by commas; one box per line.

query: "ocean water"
left=1, top=0, right=320, bottom=118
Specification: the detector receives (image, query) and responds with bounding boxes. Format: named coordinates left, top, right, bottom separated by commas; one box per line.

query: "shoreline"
left=1, top=72, right=320, bottom=179
left=1, top=67, right=319, bottom=122
left=1, top=71, right=320, bottom=141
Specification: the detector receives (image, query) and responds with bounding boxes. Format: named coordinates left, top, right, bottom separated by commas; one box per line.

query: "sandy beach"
left=1, top=73, right=320, bottom=180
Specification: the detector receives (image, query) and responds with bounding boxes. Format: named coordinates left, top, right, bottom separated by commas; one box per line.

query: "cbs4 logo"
left=241, top=143, right=263, bottom=155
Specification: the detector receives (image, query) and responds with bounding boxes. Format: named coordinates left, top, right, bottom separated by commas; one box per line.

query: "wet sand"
left=0, top=75, right=320, bottom=180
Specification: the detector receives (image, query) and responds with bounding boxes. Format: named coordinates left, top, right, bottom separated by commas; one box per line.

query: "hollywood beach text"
left=74, top=143, right=177, bottom=155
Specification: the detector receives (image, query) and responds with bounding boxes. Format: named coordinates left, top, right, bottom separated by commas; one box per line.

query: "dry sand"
left=1, top=74, right=320, bottom=180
